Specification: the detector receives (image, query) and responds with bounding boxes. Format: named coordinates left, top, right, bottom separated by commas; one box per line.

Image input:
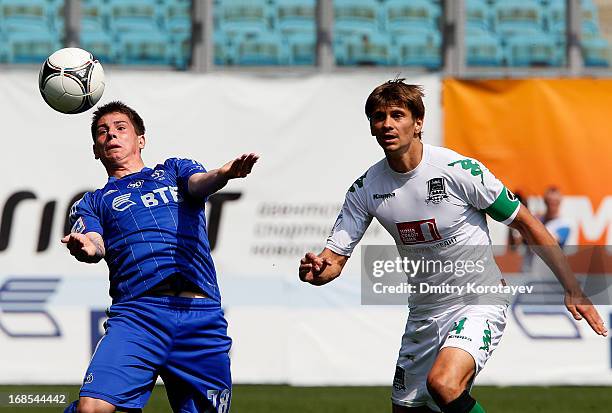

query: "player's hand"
left=220, top=153, right=259, bottom=179
left=299, top=252, right=333, bottom=283
left=565, top=290, right=608, bottom=336
left=61, top=233, right=98, bottom=262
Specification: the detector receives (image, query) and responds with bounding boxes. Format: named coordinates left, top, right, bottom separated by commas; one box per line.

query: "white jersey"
left=327, top=144, right=520, bottom=316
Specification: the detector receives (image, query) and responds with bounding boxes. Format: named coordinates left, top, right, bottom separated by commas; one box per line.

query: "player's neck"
left=385, top=140, right=423, bottom=173
left=106, top=159, right=146, bottom=179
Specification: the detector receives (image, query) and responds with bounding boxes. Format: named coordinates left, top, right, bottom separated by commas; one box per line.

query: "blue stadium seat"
left=0, top=0, right=52, bottom=33
left=494, top=0, right=545, bottom=36
left=115, top=31, right=174, bottom=65
left=108, top=0, right=161, bottom=33
left=214, top=30, right=234, bottom=65
left=81, top=30, right=116, bottom=64
left=334, top=0, right=379, bottom=37
left=164, top=0, right=191, bottom=34
left=384, top=0, right=440, bottom=35
left=466, top=28, right=503, bottom=66
left=81, top=0, right=109, bottom=32
left=394, top=30, right=441, bottom=69
left=170, top=31, right=191, bottom=69
left=285, top=30, right=316, bottom=65
left=582, top=37, right=610, bottom=67
left=275, top=0, right=316, bottom=35
left=467, top=0, right=492, bottom=32
left=217, top=0, right=270, bottom=36
left=336, top=32, right=391, bottom=66
left=5, top=30, right=62, bottom=63
left=234, top=32, right=286, bottom=65
left=503, top=31, right=561, bottom=66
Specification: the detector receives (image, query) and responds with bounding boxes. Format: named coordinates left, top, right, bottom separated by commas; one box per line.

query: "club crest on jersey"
left=425, top=178, right=449, bottom=204
left=151, top=170, right=165, bottom=181
left=127, top=179, right=144, bottom=189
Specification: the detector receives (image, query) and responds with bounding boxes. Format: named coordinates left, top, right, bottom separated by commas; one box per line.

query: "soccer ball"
left=39, top=48, right=105, bottom=114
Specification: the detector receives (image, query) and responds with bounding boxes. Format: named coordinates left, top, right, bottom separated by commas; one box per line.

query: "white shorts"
left=391, top=305, right=507, bottom=411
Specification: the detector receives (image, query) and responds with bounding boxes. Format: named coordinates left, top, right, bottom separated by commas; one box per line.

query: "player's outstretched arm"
left=61, top=232, right=105, bottom=264
left=299, top=248, right=349, bottom=286
left=188, top=153, right=259, bottom=198
left=509, top=204, right=607, bottom=336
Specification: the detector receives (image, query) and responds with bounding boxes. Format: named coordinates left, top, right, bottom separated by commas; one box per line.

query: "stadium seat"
left=336, top=32, right=391, bottom=66
left=466, top=0, right=492, bottom=33
left=81, top=0, right=109, bottom=33
left=5, top=30, right=62, bottom=63
left=334, top=0, right=379, bottom=37
left=285, top=30, right=316, bottom=65
left=394, top=30, right=442, bottom=69
left=582, top=37, right=610, bottom=67
left=384, top=0, right=440, bottom=35
left=275, top=0, right=316, bottom=35
left=108, top=0, right=161, bottom=33
left=503, top=31, right=561, bottom=66
left=170, top=31, right=191, bottom=69
left=115, top=31, right=174, bottom=65
left=0, top=0, right=52, bottom=33
left=214, top=30, right=234, bottom=65
left=466, top=28, right=503, bottom=66
left=164, top=0, right=191, bottom=34
left=217, top=0, right=270, bottom=36
left=494, top=0, right=545, bottom=36
left=81, top=30, right=116, bottom=64
left=234, top=32, right=286, bottom=65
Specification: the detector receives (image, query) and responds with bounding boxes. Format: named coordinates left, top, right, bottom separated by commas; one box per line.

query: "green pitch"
left=1, top=385, right=611, bottom=412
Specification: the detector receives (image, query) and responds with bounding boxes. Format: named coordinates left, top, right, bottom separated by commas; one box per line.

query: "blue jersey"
left=69, top=158, right=220, bottom=303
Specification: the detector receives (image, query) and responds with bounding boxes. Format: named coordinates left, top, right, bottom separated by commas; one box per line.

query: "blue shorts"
left=80, top=295, right=232, bottom=412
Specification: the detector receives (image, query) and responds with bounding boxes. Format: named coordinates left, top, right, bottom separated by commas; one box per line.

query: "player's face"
left=369, top=105, right=422, bottom=153
left=93, top=112, right=145, bottom=165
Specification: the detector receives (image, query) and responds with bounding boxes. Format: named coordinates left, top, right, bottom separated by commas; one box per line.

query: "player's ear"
left=138, top=135, right=146, bottom=150
left=414, top=118, right=423, bottom=134
left=92, top=143, right=100, bottom=160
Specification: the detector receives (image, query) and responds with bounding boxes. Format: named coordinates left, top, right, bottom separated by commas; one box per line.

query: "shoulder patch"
left=348, top=171, right=367, bottom=193
left=448, top=159, right=485, bottom=185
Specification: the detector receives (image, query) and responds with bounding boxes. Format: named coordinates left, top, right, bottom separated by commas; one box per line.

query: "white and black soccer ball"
left=39, top=48, right=105, bottom=114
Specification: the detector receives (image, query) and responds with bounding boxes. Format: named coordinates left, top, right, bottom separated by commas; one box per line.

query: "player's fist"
left=220, top=153, right=259, bottom=179
left=299, top=252, right=332, bottom=283
left=61, top=233, right=98, bottom=262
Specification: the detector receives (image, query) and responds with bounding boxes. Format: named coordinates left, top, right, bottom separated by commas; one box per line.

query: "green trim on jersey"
left=484, top=187, right=520, bottom=222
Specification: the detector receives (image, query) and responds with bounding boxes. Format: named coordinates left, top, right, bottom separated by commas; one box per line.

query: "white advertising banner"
left=0, top=71, right=610, bottom=386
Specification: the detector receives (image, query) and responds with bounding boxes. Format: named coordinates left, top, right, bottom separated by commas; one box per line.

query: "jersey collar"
left=107, top=166, right=152, bottom=183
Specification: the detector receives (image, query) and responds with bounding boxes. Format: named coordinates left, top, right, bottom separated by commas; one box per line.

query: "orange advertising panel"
left=443, top=79, right=612, bottom=244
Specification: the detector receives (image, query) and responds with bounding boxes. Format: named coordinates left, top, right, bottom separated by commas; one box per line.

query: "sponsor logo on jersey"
left=151, top=170, right=166, bottom=181
left=479, top=320, right=492, bottom=351
left=448, top=159, right=485, bottom=185
left=111, top=193, right=137, bottom=212
left=425, top=178, right=449, bottom=204
left=84, top=373, right=94, bottom=384
left=127, top=179, right=144, bottom=189
left=348, top=171, right=367, bottom=192
left=396, top=218, right=442, bottom=245
left=373, top=192, right=395, bottom=200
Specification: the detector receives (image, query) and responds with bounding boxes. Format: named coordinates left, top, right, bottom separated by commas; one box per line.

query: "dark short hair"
left=90, top=101, right=145, bottom=140
left=365, top=80, right=425, bottom=137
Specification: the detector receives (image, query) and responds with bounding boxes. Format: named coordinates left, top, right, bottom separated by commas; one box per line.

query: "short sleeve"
left=447, top=158, right=520, bottom=225
left=68, top=193, right=103, bottom=235
left=326, top=189, right=373, bottom=257
left=165, top=157, right=207, bottom=186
